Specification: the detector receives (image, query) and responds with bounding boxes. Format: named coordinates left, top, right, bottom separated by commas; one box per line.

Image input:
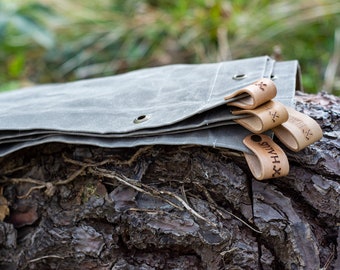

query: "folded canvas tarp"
left=0, top=56, right=301, bottom=159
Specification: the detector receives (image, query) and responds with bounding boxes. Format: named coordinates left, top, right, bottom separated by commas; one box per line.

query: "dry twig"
left=91, top=166, right=217, bottom=227
left=193, top=182, right=262, bottom=234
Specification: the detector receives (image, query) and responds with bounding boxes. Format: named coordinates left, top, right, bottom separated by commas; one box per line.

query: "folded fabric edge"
left=0, top=126, right=257, bottom=157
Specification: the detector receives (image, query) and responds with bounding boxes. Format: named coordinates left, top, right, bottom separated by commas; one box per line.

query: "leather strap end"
left=273, top=107, right=323, bottom=152
left=224, top=78, right=277, bottom=110
left=243, top=134, right=289, bottom=180
left=232, top=101, right=289, bottom=134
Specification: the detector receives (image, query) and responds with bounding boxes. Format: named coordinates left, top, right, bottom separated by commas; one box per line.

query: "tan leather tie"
left=224, top=78, right=277, bottom=109
left=225, top=78, right=323, bottom=180
left=243, top=134, right=290, bottom=180
left=232, top=100, right=289, bottom=134
left=273, top=106, right=323, bottom=152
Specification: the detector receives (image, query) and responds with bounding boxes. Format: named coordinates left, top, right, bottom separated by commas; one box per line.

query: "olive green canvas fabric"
left=0, top=56, right=300, bottom=156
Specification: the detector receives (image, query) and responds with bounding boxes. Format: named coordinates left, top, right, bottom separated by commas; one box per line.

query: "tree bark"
left=0, top=92, right=339, bottom=270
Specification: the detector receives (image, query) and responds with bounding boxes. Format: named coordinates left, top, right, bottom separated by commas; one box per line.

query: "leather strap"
left=224, top=78, right=276, bottom=109
left=243, top=134, right=289, bottom=180
left=232, top=101, right=289, bottom=134
left=273, top=106, right=323, bottom=152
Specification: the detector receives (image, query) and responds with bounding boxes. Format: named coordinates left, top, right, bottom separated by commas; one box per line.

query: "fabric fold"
left=0, top=56, right=300, bottom=157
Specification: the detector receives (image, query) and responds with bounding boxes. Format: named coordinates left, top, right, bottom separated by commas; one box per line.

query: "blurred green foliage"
left=1, top=0, right=339, bottom=94
left=0, top=1, right=57, bottom=90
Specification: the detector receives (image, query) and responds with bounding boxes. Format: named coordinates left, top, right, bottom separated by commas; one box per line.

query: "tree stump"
left=0, top=91, right=339, bottom=270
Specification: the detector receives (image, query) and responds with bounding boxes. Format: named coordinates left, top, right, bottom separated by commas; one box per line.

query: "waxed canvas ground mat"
left=0, top=56, right=322, bottom=180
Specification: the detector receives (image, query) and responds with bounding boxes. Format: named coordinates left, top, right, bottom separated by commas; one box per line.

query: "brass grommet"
left=232, top=74, right=247, bottom=80
left=133, top=114, right=150, bottom=124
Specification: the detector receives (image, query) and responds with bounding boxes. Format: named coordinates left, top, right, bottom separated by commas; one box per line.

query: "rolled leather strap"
left=273, top=106, right=323, bottom=152
left=231, top=101, right=289, bottom=134
left=243, top=134, right=290, bottom=180
left=224, top=78, right=277, bottom=109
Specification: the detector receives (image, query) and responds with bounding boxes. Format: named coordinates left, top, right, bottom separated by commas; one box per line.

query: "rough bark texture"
left=0, top=92, right=339, bottom=270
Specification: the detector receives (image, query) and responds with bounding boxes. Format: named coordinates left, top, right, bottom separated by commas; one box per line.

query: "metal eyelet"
left=133, top=114, right=151, bottom=124
left=270, top=74, right=278, bottom=80
left=232, top=74, right=247, bottom=80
